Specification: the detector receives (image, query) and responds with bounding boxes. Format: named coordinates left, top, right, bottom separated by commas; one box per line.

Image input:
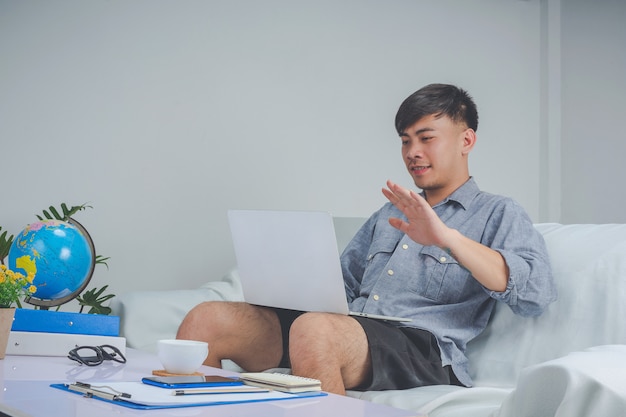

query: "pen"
left=173, top=386, right=270, bottom=396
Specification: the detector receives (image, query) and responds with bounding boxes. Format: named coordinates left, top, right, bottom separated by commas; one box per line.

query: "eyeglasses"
left=68, top=345, right=127, bottom=366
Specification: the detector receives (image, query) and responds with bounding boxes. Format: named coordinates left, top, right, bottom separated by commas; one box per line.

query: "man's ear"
left=461, top=128, right=477, bottom=155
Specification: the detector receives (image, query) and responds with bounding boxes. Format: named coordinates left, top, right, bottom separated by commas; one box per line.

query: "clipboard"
left=50, top=381, right=327, bottom=410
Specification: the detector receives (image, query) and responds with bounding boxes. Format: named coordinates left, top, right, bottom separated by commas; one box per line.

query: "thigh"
left=353, top=317, right=458, bottom=391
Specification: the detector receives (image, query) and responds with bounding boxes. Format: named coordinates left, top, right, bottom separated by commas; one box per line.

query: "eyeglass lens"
left=69, top=346, right=102, bottom=366
left=99, top=344, right=126, bottom=363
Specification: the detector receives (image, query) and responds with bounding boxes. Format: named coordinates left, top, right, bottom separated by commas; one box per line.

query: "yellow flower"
left=0, top=265, right=38, bottom=308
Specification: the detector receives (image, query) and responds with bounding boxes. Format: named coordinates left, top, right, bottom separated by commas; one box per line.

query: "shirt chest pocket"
left=410, top=246, right=469, bottom=303
left=365, top=238, right=399, bottom=271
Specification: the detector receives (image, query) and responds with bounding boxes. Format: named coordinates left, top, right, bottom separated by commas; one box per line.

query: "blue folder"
left=12, top=309, right=119, bottom=336
left=50, top=382, right=327, bottom=410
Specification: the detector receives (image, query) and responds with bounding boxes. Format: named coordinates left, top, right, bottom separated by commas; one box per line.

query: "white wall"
left=0, top=0, right=546, bottom=301
left=560, top=0, right=626, bottom=224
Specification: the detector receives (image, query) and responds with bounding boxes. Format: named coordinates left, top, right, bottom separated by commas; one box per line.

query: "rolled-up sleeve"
left=484, top=202, right=557, bottom=317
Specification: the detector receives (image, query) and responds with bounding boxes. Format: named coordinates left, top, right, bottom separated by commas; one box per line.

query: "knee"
left=289, top=313, right=337, bottom=353
left=177, top=301, right=233, bottom=340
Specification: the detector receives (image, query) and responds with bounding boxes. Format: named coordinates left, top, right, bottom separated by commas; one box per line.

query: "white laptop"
left=227, top=209, right=411, bottom=322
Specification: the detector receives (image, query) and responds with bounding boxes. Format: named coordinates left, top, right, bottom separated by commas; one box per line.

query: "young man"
left=177, top=83, right=557, bottom=395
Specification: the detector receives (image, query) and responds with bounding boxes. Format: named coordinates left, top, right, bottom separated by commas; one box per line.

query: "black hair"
left=394, top=83, right=479, bottom=135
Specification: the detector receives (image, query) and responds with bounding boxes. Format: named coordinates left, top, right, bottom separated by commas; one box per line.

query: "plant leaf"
left=95, top=255, right=110, bottom=269
left=37, top=203, right=92, bottom=223
left=75, top=285, right=116, bottom=315
left=91, top=286, right=107, bottom=298
left=49, top=206, right=62, bottom=220
left=0, top=229, right=14, bottom=263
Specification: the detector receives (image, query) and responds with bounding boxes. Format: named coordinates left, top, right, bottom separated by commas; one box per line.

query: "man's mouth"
left=410, top=165, right=430, bottom=175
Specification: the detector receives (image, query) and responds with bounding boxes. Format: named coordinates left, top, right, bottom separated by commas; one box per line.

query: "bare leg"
left=176, top=301, right=283, bottom=372
left=288, top=313, right=371, bottom=395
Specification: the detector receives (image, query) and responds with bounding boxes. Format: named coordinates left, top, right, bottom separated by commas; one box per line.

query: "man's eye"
left=421, top=136, right=433, bottom=142
left=401, top=140, right=409, bottom=145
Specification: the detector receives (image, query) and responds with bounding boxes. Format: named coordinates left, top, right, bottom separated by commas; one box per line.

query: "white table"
left=0, top=348, right=422, bottom=417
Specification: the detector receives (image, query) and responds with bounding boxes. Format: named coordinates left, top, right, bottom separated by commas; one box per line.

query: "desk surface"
left=0, top=348, right=421, bottom=417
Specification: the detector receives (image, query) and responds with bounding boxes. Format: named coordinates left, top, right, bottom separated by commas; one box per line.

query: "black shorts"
left=274, top=308, right=462, bottom=391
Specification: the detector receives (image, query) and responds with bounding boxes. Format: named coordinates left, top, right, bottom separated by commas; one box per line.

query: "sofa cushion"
left=467, top=223, right=626, bottom=387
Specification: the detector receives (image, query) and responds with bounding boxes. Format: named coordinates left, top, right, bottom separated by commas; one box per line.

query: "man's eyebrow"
left=400, top=127, right=436, bottom=136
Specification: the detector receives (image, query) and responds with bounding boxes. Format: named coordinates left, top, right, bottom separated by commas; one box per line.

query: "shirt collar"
left=428, top=177, right=480, bottom=210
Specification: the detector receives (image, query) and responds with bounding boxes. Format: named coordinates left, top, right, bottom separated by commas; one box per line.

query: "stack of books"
left=8, top=309, right=126, bottom=356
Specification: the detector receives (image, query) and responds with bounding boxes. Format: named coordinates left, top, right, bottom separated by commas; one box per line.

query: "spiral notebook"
left=241, top=372, right=322, bottom=393
left=227, top=209, right=411, bottom=323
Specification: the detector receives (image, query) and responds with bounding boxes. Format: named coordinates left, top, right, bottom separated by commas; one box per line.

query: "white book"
left=240, top=372, right=322, bottom=393
left=7, top=331, right=126, bottom=356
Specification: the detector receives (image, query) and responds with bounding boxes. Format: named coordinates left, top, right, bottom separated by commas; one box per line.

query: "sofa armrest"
left=110, top=269, right=243, bottom=353
left=495, top=345, right=626, bottom=417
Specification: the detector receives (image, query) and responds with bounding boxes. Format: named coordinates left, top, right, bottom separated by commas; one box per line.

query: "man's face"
left=399, top=114, right=473, bottom=204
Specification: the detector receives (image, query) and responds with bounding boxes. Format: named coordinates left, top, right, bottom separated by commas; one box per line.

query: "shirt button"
left=387, top=269, right=394, bottom=276
left=402, top=244, right=408, bottom=250
left=440, top=256, right=447, bottom=263
left=373, top=294, right=380, bottom=301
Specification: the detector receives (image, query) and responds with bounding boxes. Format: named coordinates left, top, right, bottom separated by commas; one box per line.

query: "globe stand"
left=23, top=218, right=97, bottom=310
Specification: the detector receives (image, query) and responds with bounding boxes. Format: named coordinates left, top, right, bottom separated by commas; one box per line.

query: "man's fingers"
left=388, top=217, right=406, bottom=232
left=381, top=187, right=398, bottom=203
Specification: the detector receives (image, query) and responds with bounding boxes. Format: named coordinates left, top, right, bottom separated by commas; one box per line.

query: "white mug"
left=157, top=339, right=209, bottom=374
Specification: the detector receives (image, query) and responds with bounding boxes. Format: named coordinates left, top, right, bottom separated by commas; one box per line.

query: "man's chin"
left=411, top=178, right=431, bottom=190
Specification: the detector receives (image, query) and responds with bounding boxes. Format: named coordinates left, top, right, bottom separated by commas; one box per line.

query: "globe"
left=8, top=219, right=95, bottom=307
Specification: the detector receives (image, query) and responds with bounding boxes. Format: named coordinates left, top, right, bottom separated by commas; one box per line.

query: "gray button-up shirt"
left=341, top=178, right=556, bottom=386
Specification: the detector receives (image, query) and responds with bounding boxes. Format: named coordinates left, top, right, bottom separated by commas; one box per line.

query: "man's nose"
left=406, top=142, right=423, bottom=159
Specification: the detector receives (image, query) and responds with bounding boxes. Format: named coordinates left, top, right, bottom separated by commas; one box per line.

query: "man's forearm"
left=441, top=228, right=509, bottom=292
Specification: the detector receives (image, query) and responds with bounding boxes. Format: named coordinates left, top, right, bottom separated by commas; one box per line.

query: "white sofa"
left=111, top=221, right=626, bottom=417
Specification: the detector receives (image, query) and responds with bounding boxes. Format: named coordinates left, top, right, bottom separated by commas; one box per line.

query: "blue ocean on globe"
left=8, top=219, right=94, bottom=300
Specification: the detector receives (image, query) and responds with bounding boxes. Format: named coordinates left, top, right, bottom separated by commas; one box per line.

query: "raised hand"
left=381, top=180, right=452, bottom=248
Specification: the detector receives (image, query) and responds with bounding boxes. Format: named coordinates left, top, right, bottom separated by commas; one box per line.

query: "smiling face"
left=400, top=114, right=476, bottom=205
